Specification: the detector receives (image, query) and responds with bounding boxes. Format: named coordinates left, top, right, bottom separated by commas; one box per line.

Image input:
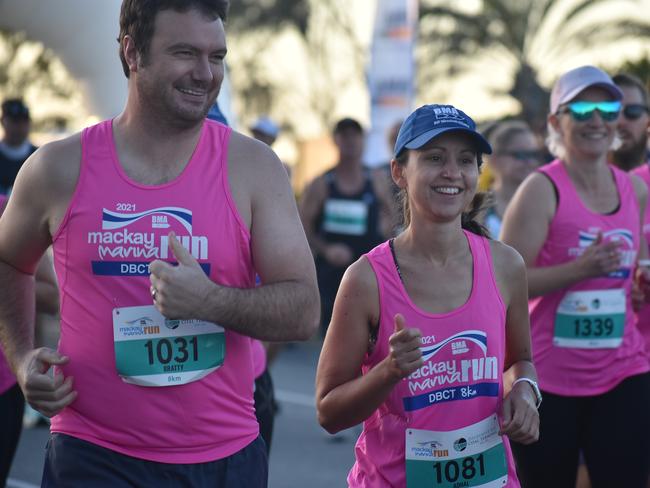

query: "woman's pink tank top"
left=530, top=160, right=649, bottom=396
left=49, top=119, right=259, bottom=463
left=349, top=231, right=519, bottom=487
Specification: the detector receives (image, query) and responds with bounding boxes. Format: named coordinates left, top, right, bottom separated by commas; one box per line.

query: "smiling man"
left=0, top=1, right=319, bottom=486
left=612, top=73, right=650, bottom=172
left=611, top=73, right=650, bottom=360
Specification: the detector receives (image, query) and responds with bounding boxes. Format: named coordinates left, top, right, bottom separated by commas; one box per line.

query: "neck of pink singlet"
left=348, top=231, right=519, bottom=488
left=49, top=119, right=259, bottom=463
left=530, top=160, right=649, bottom=396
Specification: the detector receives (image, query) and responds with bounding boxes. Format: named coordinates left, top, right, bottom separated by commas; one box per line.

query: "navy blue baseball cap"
left=394, top=104, right=492, bottom=157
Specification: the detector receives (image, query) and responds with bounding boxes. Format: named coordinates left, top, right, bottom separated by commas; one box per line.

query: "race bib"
left=113, top=305, right=225, bottom=387
left=406, top=414, right=508, bottom=487
left=322, top=199, right=368, bottom=236
left=553, top=289, right=625, bottom=349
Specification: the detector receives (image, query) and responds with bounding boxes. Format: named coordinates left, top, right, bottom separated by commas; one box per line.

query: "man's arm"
left=0, top=135, right=80, bottom=416
left=150, top=133, right=319, bottom=341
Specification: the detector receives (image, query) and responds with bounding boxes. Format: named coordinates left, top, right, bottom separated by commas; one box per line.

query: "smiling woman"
left=316, top=104, right=540, bottom=488
left=501, top=65, right=650, bottom=487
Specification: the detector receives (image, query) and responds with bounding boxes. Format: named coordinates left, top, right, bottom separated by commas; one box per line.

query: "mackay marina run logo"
left=570, top=228, right=636, bottom=279
left=88, top=206, right=211, bottom=276
left=402, top=330, right=499, bottom=412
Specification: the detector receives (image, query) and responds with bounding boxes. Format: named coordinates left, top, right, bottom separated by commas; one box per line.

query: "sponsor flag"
left=364, top=0, right=418, bottom=167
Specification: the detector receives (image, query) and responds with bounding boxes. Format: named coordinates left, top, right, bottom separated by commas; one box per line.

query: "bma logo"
left=152, top=215, right=170, bottom=229
left=451, top=340, right=469, bottom=355
left=433, top=106, right=460, bottom=117
left=102, top=207, right=192, bottom=233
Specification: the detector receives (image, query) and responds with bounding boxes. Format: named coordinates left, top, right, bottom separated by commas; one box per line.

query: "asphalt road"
left=8, top=340, right=359, bottom=488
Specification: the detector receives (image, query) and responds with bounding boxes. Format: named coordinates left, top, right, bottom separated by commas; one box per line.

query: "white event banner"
left=364, top=0, right=418, bottom=167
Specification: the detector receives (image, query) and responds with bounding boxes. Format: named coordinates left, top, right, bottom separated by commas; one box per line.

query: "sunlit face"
left=491, top=131, right=542, bottom=186
left=130, top=9, right=227, bottom=125
left=393, top=131, right=479, bottom=225
left=617, top=85, right=649, bottom=154
left=552, top=86, right=618, bottom=160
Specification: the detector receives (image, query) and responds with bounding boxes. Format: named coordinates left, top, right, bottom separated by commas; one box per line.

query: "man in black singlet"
left=0, top=99, right=37, bottom=195
left=300, top=118, right=397, bottom=335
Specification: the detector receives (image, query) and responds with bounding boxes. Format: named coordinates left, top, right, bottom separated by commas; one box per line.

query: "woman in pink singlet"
left=316, top=104, right=540, bottom=488
left=501, top=66, right=650, bottom=488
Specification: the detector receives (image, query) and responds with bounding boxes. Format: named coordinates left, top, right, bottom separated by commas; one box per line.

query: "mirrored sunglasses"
left=560, top=100, right=621, bottom=122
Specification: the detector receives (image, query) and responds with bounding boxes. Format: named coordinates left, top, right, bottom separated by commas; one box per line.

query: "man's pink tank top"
left=49, top=119, right=259, bottom=463
left=349, top=231, right=519, bottom=488
left=0, top=193, right=16, bottom=395
left=632, top=162, right=650, bottom=351
left=530, top=160, right=649, bottom=396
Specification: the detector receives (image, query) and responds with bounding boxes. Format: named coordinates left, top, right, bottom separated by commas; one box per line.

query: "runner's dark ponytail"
left=461, top=192, right=490, bottom=238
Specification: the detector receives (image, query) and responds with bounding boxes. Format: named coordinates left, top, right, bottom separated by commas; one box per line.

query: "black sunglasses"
left=622, top=104, right=650, bottom=121
left=500, top=150, right=544, bottom=162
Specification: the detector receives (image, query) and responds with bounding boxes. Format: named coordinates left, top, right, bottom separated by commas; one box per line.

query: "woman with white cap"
left=316, top=104, right=540, bottom=487
left=501, top=65, right=650, bottom=487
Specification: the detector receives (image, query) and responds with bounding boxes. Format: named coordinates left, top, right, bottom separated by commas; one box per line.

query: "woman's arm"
left=316, top=257, right=422, bottom=433
left=501, top=173, right=621, bottom=298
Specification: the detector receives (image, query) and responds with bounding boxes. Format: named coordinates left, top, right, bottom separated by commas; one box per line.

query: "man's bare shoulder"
left=227, top=130, right=283, bottom=176
left=225, top=130, right=294, bottom=229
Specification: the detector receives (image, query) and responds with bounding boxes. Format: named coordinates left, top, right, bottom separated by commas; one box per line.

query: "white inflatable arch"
left=0, top=0, right=126, bottom=119
left=0, top=0, right=233, bottom=122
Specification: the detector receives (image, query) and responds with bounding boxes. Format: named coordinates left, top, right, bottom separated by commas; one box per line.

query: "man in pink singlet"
left=0, top=1, right=319, bottom=486
left=611, top=73, right=650, bottom=350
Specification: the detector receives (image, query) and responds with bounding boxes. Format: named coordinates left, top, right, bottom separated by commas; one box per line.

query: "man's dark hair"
left=612, top=72, right=649, bottom=106
left=118, top=0, right=229, bottom=78
left=1, top=98, right=30, bottom=120
left=333, top=117, right=363, bottom=135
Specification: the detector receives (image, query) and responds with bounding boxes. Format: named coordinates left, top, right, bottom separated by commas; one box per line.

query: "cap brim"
left=559, top=82, right=623, bottom=108
left=405, top=127, right=492, bottom=155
